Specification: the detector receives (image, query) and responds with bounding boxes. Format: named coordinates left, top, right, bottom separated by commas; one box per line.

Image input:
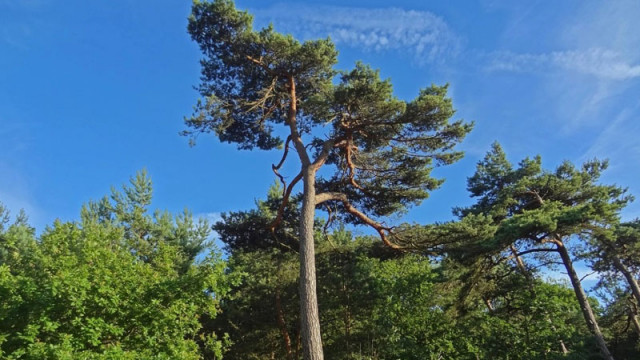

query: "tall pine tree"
left=185, top=1, right=471, bottom=357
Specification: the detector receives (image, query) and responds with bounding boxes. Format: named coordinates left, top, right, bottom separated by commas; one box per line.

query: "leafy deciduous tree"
left=0, top=173, right=232, bottom=359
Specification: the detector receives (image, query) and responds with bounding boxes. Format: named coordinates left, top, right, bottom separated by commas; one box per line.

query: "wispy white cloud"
left=485, top=48, right=640, bottom=80
left=253, top=3, right=461, bottom=64
left=561, top=0, right=640, bottom=61
left=472, top=0, right=640, bottom=135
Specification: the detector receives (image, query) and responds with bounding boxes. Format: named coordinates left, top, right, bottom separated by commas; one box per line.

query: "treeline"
left=208, top=143, right=640, bottom=359
left=0, top=172, right=233, bottom=359
left=1, top=153, right=639, bottom=358
left=2, top=0, right=639, bottom=358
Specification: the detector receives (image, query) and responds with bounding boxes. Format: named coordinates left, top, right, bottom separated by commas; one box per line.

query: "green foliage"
left=211, top=248, right=300, bottom=360
left=186, top=6, right=472, bottom=356
left=81, top=169, right=210, bottom=269
left=352, top=254, right=464, bottom=359
left=210, top=193, right=600, bottom=359
left=597, top=288, right=640, bottom=359
left=469, top=280, right=596, bottom=359
left=185, top=0, right=338, bottom=150
left=213, top=182, right=312, bottom=253
left=185, top=0, right=471, bottom=236
left=588, top=219, right=640, bottom=282
left=448, top=141, right=632, bottom=274
left=441, top=143, right=634, bottom=359
left=317, top=64, right=472, bottom=221
left=0, top=173, right=232, bottom=359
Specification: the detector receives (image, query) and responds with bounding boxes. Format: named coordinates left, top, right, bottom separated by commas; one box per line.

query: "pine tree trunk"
left=612, top=257, right=640, bottom=306
left=556, top=242, right=614, bottom=360
left=628, top=305, right=640, bottom=336
left=299, top=166, right=324, bottom=360
left=614, top=256, right=640, bottom=337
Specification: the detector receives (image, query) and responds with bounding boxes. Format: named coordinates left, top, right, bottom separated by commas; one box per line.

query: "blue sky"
left=2, top=0, right=639, bottom=252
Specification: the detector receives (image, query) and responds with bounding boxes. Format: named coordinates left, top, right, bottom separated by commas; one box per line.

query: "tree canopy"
left=185, top=1, right=472, bottom=358
left=0, top=173, right=233, bottom=359
left=185, top=0, right=472, bottom=248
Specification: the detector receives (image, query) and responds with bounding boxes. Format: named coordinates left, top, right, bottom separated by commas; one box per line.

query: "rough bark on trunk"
left=510, top=245, right=529, bottom=277
left=613, top=257, right=640, bottom=306
left=299, top=166, right=324, bottom=360
left=283, top=75, right=324, bottom=360
left=628, top=305, right=640, bottom=336
left=556, top=242, right=614, bottom=360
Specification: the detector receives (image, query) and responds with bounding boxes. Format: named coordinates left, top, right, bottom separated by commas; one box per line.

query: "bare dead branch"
left=245, top=77, right=278, bottom=115
left=526, top=189, right=545, bottom=205
left=272, top=136, right=293, bottom=202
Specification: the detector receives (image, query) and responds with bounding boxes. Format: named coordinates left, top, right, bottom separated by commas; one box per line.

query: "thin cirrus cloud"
left=253, top=3, right=461, bottom=64
left=485, top=48, right=640, bottom=80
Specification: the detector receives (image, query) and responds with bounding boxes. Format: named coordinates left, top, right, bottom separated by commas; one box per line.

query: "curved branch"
left=315, top=192, right=403, bottom=250
left=580, top=271, right=596, bottom=282
left=273, top=135, right=293, bottom=173
left=345, top=142, right=365, bottom=191
left=269, top=171, right=303, bottom=232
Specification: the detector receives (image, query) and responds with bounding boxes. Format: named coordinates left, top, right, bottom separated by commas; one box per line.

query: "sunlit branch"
left=315, top=191, right=403, bottom=250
